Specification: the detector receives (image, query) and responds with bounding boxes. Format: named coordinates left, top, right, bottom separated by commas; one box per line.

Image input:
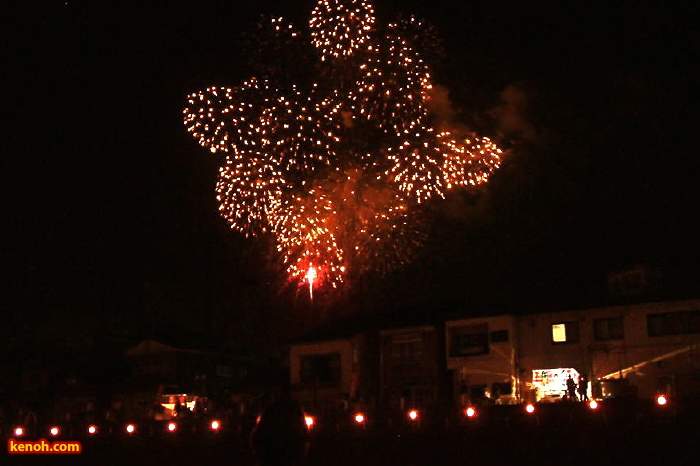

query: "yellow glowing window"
left=552, top=324, right=567, bottom=342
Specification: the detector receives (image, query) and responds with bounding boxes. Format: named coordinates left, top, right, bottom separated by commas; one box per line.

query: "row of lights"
left=462, top=395, right=668, bottom=419
left=303, top=412, right=366, bottom=429
left=18, top=397, right=667, bottom=437
left=12, top=420, right=223, bottom=438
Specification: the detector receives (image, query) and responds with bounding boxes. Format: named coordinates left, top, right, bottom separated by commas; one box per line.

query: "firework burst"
left=184, top=0, right=504, bottom=297
left=183, top=78, right=278, bottom=154
left=262, top=85, right=343, bottom=175
left=310, top=0, right=376, bottom=62
left=215, top=151, right=286, bottom=237
left=350, top=30, right=432, bottom=136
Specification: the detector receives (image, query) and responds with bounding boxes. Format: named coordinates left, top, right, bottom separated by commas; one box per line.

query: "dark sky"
left=3, top=1, right=698, bottom=347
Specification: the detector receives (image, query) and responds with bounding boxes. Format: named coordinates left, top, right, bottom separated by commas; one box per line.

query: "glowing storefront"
left=531, top=368, right=581, bottom=401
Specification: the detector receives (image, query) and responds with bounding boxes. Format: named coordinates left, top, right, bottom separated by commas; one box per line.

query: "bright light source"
left=210, top=420, right=221, bottom=431
left=588, top=400, right=599, bottom=410
left=306, top=265, right=318, bottom=300
left=126, top=424, right=136, bottom=434
left=167, top=422, right=177, bottom=432
left=465, top=407, right=477, bottom=418
left=525, top=403, right=536, bottom=414
left=408, top=409, right=419, bottom=421
left=49, top=426, right=60, bottom=437
left=551, top=324, right=567, bottom=342
left=88, top=425, right=98, bottom=435
left=656, top=395, right=668, bottom=406
left=305, top=415, right=315, bottom=428
left=14, top=427, right=24, bottom=437
left=354, top=413, right=365, bottom=424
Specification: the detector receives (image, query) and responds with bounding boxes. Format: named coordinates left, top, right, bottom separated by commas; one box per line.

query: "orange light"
left=656, top=395, right=668, bottom=406
left=354, top=412, right=365, bottom=424
left=525, top=403, right=536, bottom=414
left=126, top=424, right=136, bottom=434
left=14, top=427, right=24, bottom=437
left=88, top=425, right=98, bottom=435
left=408, top=409, right=419, bottom=421
left=305, top=415, right=315, bottom=428
left=588, top=400, right=599, bottom=410
left=49, top=426, right=60, bottom=437
left=167, top=422, right=177, bottom=432
left=210, top=420, right=221, bottom=431
left=465, top=406, right=477, bottom=418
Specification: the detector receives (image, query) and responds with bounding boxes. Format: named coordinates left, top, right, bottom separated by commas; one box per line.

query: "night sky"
left=3, top=1, right=698, bottom=354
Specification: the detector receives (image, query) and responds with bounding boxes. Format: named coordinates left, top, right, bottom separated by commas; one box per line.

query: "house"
left=445, top=299, right=700, bottom=405
left=288, top=308, right=444, bottom=424
left=288, top=297, right=700, bottom=425
left=445, top=314, right=519, bottom=405
left=288, top=316, right=380, bottom=423
left=380, top=325, right=442, bottom=413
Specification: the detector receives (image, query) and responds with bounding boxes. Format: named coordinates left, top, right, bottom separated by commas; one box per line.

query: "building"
left=445, top=314, right=519, bottom=405
left=288, top=310, right=442, bottom=425
left=289, top=336, right=355, bottom=421
left=380, top=325, right=444, bottom=421
left=445, top=299, right=700, bottom=405
left=288, top=298, right=700, bottom=424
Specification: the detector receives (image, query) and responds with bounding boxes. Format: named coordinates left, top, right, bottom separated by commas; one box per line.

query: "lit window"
left=551, top=322, right=579, bottom=343
left=552, top=324, right=567, bottom=342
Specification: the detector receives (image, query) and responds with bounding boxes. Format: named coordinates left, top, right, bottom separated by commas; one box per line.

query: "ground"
left=4, top=403, right=699, bottom=465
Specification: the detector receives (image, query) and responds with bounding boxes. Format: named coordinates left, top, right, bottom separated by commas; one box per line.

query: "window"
left=594, top=317, right=624, bottom=340
left=216, top=364, right=234, bottom=378
left=489, top=329, right=509, bottom=343
left=300, top=353, right=341, bottom=383
left=391, top=334, right=424, bottom=367
left=492, top=382, right=513, bottom=396
left=450, top=323, right=489, bottom=356
left=648, top=310, right=700, bottom=337
left=551, top=321, right=579, bottom=343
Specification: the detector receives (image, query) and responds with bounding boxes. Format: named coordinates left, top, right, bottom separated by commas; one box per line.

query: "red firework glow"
left=183, top=0, right=503, bottom=297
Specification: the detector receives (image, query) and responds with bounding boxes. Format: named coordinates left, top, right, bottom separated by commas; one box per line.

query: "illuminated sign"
left=532, top=368, right=580, bottom=400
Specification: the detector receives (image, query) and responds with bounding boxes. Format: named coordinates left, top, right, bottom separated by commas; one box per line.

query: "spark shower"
left=184, top=0, right=502, bottom=296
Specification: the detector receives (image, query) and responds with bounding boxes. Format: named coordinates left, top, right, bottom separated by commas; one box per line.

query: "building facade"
left=445, top=315, right=519, bottom=405
left=380, top=325, right=443, bottom=419
left=446, top=299, right=700, bottom=405
left=289, top=337, right=354, bottom=418
left=288, top=298, right=700, bottom=422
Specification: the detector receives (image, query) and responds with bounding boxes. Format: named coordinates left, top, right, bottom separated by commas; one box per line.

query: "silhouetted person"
left=578, top=375, right=589, bottom=401
left=194, top=397, right=205, bottom=417
left=17, top=407, right=37, bottom=437
left=250, top=396, right=308, bottom=466
left=566, top=375, right=577, bottom=401
left=174, top=399, right=183, bottom=418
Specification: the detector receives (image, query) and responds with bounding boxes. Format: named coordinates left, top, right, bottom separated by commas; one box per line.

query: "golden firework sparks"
left=183, top=0, right=504, bottom=296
